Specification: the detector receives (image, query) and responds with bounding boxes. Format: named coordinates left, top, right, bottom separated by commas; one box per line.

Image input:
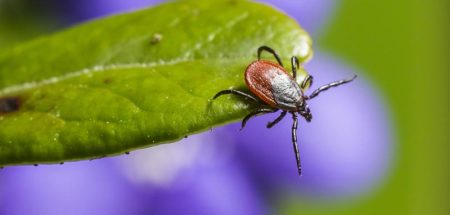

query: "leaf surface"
left=0, top=0, right=312, bottom=166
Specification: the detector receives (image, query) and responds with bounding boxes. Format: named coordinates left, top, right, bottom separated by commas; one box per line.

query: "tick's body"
left=213, top=46, right=356, bottom=176
left=245, top=60, right=303, bottom=111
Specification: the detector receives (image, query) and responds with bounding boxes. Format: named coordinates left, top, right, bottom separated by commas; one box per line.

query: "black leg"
left=213, top=89, right=258, bottom=102
left=291, top=56, right=300, bottom=78
left=301, top=75, right=314, bottom=89
left=308, top=75, right=357, bottom=99
left=257, top=46, right=283, bottom=66
left=291, top=113, right=302, bottom=176
left=241, top=108, right=277, bottom=130
left=266, top=110, right=287, bottom=128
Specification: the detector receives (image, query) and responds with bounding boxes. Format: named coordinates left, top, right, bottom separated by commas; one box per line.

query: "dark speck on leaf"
left=184, top=135, right=188, bottom=138
left=125, top=151, right=130, bottom=155
left=103, top=78, right=112, bottom=84
left=0, top=97, right=21, bottom=114
left=150, top=33, right=163, bottom=44
left=90, top=155, right=106, bottom=161
left=33, top=164, right=38, bottom=167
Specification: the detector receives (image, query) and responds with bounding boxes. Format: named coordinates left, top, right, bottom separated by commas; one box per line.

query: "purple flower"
left=0, top=160, right=144, bottom=215
left=258, top=0, right=337, bottom=36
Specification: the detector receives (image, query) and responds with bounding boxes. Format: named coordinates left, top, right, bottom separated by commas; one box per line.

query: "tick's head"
left=297, top=100, right=312, bottom=122
left=301, top=106, right=312, bottom=122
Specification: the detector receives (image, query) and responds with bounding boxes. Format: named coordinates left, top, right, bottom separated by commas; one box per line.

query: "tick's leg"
left=266, top=110, right=287, bottom=128
left=257, top=46, right=283, bottom=66
left=291, top=56, right=300, bottom=78
left=301, top=75, right=314, bottom=89
left=213, top=89, right=258, bottom=102
left=241, top=108, right=277, bottom=130
left=291, top=113, right=302, bottom=176
left=308, top=75, right=357, bottom=100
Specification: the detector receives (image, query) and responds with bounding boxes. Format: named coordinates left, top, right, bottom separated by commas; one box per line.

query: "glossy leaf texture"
left=0, top=0, right=312, bottom=166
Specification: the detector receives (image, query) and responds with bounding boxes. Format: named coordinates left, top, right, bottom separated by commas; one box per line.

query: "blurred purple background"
left=0, top=1, right=393, bottom=214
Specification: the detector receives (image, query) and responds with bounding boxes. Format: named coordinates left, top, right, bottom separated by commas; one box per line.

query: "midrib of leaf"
left=0, top=58, right=190, bottom=96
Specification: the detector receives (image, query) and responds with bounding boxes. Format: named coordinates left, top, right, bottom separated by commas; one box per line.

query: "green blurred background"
left=283, top=0, right=449, bottom=214
left=0, top=0, right=448, bottom=214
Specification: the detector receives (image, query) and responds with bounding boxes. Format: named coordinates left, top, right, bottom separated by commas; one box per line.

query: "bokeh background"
left=0, top=0, right=448, bottom=214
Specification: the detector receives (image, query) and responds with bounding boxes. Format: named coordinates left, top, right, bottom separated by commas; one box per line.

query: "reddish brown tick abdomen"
left=245, top=60, right=298, bottom=109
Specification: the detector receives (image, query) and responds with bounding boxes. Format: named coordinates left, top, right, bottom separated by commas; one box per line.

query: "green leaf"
left=0, top=0, right=312, bottom=166
left=0, top=0, right=58, bottom=50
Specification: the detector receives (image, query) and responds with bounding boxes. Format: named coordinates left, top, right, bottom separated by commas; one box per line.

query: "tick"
left=213, top=46, right=356, bottom=176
